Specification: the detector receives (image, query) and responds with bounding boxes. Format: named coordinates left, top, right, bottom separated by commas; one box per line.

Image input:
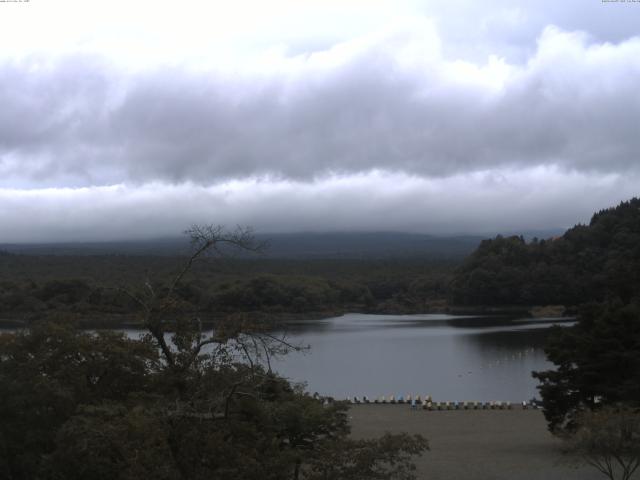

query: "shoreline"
left=0, top=305, right=574, bottom=330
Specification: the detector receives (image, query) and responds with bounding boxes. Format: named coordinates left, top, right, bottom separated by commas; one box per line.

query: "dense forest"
left=450, top=198, right=640, bottom=307
left=0, top=255, right=454, bottom=327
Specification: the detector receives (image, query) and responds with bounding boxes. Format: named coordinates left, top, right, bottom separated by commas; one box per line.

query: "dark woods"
left=450, top=198, right=640, bottom=307
left=0, top=226, right=427, bottom=480
left=0, top=257, right=453, bottom=327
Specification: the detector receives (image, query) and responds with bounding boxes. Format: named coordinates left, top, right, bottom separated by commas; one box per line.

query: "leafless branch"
left=259, top=336, right=272, bottom=373
left=257, top=331, right=308, bottom=353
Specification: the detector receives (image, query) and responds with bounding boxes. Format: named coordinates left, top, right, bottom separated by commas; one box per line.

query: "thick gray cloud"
left=1, top=1, right=639, bottom=241
left=1, top=25, right=639, bottom=188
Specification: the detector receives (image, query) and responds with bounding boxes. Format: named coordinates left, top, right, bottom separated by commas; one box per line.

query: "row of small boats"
left=344, top=395, right=540, bottom=410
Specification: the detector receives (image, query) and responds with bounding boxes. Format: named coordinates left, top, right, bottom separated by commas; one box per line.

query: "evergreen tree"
left=533, top=302, right=640, bottom=433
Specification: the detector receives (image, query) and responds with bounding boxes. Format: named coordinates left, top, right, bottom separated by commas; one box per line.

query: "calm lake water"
left=0, top=313, right=572, bottom=403
left=269, top=313, right=573, bottom=403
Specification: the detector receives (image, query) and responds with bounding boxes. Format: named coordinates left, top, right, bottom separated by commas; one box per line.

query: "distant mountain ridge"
left=255, top=232, right=486, bottom=259
left=0, top=232, right=487, bottom=259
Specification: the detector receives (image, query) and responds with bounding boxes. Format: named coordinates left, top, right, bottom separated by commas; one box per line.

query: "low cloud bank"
left=0, top=168, right=636, bottom=242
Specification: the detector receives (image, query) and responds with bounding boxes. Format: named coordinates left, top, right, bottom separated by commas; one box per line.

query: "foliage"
left=450, top=198, right=640, bottom=306
left=0, top=225, right=427, bottom=479
left=0, top=256, right=454, bottom=324
left=0, top=321, right=159, bottom=479
left=533, top=302, right=640, bottom=433
left=568, top=406, right=640, bottom=480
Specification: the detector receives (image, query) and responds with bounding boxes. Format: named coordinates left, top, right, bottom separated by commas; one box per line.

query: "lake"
left=269, top=313, right=573, bottom=403
left=0, top=313, right=572, bottom=403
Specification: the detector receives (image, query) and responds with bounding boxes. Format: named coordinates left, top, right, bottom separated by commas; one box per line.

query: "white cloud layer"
left=0, top=168, right=637, bottom=242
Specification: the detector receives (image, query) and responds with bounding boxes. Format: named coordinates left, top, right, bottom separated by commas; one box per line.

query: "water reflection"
left=271, top=313, right=573, bottom=402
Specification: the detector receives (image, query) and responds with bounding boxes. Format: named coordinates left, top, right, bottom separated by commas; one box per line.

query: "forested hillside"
left=0, top=256, right=453, bottom=327
left=450, top=198, right=640, bottom=307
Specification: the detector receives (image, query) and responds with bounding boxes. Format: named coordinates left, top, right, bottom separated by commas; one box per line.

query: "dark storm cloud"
left=1, top=26, right=639, bottom=188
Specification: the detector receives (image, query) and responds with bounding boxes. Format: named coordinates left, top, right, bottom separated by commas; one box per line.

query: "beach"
left=348, top=405, right=603, bottom=480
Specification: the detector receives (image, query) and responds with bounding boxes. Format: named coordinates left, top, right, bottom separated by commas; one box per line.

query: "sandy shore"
left=348, top=405, right=603, bottom=480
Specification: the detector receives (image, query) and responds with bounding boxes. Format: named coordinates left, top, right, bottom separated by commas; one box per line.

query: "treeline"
left=450, top=198, right=640, bottom=307
left=0, top=257, right=454, bottom=325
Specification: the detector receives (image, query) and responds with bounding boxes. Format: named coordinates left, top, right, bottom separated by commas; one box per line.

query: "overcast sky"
left=1, top=0, right=639, bottom=242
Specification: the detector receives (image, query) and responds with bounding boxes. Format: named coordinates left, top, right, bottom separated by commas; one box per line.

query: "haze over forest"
left=1, top=0, right=640, bottom=243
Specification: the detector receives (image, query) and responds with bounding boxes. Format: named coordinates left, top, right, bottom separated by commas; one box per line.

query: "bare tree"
left=118, top=225, right=298, bottom=376
left=569, top=406, right=640, bottom=480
